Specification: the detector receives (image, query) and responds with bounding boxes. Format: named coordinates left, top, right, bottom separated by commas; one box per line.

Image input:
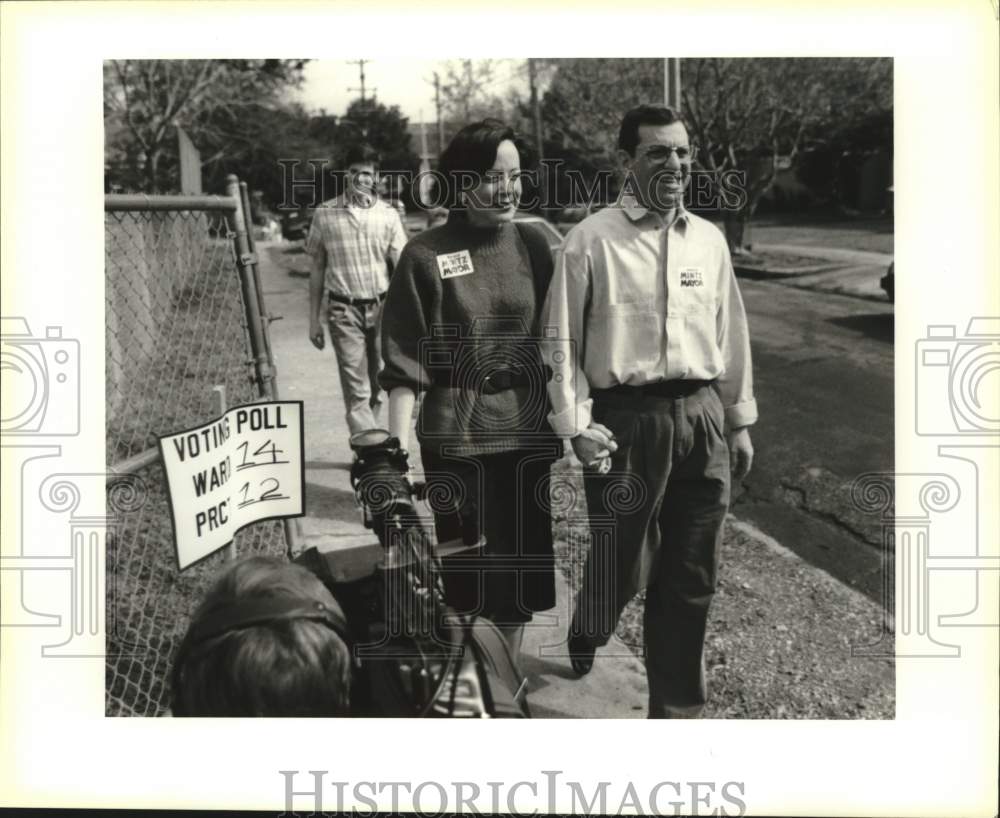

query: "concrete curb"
left=733, top=242, right=892, bottom=302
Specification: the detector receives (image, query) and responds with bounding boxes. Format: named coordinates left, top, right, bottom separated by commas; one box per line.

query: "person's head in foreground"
left=170, top=556, right=352, bottom=717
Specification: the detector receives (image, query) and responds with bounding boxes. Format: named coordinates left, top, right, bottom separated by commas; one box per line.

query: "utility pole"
left=433, top=72, right=444, bottom=154
left=418, top=108, right=433, bottom=207
left=348, top=59, right=376, bottom=106
left=463, top=60, right=473, bottom=121
left=528, top=58, right=544, bottom=163
left=664, top=58, right=681, bottom=110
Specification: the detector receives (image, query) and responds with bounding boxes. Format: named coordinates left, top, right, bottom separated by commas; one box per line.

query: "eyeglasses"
left=638, top=145, right=697, bottom=164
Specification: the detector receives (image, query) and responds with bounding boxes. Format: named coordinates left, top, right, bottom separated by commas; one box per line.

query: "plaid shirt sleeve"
left=305, top=211, right=328, bottom=285
left=305, top=208, right=323, bottom=259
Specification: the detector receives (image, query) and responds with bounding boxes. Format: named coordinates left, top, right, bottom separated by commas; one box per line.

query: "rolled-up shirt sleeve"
left=378, top=246, right=433, bottom=393
left=541, top=235, right=594, bottom=439
left=715, top=245, right=758, bottom=429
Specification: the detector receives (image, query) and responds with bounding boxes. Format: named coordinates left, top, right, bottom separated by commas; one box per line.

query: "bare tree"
left=682, top=58, right=892, bottom=253
left=436, top=59, right=526, bottom=132
left=539, top=58, right=662, bottom=164
left=104, top=59, right=307, bottom=191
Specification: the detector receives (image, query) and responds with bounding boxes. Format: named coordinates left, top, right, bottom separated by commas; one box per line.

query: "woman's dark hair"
left=344, top=143, right=381, bottom=168
left=170, top=556, right=352, bottom=717
left=617, top=105, right=685, bottom=157
left=437, top=119, right=519, bottom=208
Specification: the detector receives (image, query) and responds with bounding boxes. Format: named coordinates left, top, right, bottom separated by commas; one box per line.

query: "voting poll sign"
left=158, top=400, right=305, bottom=570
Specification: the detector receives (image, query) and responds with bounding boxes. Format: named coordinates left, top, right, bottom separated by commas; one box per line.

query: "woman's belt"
left=448, top=366, right=553, bottom=395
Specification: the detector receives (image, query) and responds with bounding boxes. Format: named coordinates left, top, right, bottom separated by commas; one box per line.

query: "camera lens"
left=349, top=429, right=392, bottom=450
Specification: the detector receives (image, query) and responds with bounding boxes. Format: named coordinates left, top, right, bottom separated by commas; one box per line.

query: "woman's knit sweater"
left=379, top=212, right=555, bottom=455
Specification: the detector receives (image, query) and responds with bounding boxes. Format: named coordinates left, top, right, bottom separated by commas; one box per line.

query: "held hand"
left=727, top=427, right=754, bottom=481
left=571, top=422, right=618, bottom=469
left=309, top=321, right=325, bottom=350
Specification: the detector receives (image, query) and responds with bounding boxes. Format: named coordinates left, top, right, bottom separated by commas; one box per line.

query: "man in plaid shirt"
left=307, top=145, right=408, bottom=438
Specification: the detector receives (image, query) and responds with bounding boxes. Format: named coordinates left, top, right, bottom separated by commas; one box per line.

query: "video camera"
left=293, top=429, right=529, bottom=718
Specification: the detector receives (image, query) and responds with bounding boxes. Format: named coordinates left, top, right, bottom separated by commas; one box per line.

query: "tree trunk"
left=723, top=205, right=751, bottom=256
left=723, top=179, right=769, bottom=256
left=723, top=153, right=777, bottom=256
left=146, top=148, right=162, bottom=193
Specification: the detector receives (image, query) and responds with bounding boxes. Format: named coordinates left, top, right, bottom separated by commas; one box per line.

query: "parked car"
left=512, top=214, right=565, bottom=254
left=880, top=259, right=894, bottom=301
left=880, top=185, right=895, bottom=301
left=425, top=206, right=449, bottom=230
left=384, top=196, right=407, bottom=224
left=280, top=205, right=314, bottom=242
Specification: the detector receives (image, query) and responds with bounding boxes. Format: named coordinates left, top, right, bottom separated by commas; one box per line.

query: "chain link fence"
left=105, top=187, right=289, bottom=716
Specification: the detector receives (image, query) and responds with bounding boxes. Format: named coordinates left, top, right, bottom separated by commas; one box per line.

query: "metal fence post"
left=225, top=174, right=275, bottom=400
left=239, top=180, right=276, bottom=367
left=227, top=175, right=302, bottom=558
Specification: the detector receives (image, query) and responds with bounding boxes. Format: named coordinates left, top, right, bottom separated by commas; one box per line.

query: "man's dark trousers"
left=572, top=382, right=730, bottom=717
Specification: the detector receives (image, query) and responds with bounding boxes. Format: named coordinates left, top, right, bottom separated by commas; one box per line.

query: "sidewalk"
left=259, top=241, right=647, bottom=718
left=260, top=240, right=894, bottom=720
left=735, top=242, right=892, bottom=302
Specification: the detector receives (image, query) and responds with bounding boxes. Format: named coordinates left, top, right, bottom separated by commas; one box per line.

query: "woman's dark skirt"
left=419, top=444, right=559, bottom=625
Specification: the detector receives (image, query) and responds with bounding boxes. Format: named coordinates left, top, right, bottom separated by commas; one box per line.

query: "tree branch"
left=115, top=60, right=150, bottom=152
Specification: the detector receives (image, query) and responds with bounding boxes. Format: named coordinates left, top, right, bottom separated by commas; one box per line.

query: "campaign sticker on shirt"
left=436, top=250, right=475, bottom=279
left=680, top=267, right=704, bottom=287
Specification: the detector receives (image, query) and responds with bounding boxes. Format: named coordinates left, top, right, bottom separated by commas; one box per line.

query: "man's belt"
left=592, top=379, right=713, bottom=400
left=328, top=290, right=387, bottom=307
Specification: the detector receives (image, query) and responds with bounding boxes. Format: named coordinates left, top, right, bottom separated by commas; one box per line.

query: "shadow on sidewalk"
left=305, top=459, right=353, bottom=471
left=827, top=313, right=894, bottom=344
left=305, top=483, right=361, bottom=521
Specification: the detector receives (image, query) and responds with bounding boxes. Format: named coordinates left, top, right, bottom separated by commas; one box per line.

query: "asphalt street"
left=733, top=277, right=894, bottom=602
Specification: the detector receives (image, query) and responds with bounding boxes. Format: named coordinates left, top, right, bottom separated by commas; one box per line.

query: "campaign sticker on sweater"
left=680, top=267, right=704, bottom=287
left=436, top=250, right=475, bottom=279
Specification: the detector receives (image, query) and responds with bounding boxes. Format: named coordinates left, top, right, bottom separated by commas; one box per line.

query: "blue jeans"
left=572, top=384, right=731, bottom=717
left=327, top=299, right=383, bottom=436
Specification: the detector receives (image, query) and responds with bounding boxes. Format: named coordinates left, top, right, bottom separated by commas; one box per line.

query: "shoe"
left=568, top=631, right=595, bottom=676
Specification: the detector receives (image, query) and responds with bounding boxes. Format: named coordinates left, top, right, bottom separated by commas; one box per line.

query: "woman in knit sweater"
left=379, top=120, right=559, bottom=658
